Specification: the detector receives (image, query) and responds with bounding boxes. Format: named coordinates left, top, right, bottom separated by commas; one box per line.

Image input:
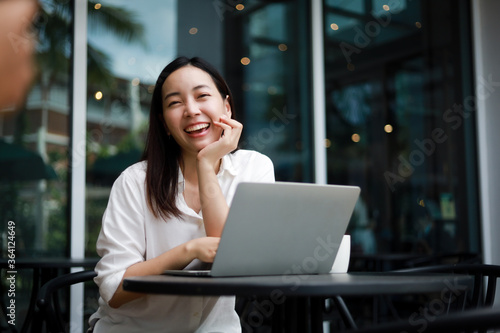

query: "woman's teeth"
left=185, top=123, right=209, bottom=133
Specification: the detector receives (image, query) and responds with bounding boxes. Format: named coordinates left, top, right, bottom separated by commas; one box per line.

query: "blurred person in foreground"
left=0, top=0, right=38, bottom=110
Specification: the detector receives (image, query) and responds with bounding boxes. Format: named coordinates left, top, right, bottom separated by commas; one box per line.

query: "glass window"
left=324, top=0, right=479, bottom=256
left=85, top=0, right=171, bottom=255
left=1, top=0, right=72, bottom=328
left=224, top=0, right=313, bottom=182
left=1, top=0, right=72, bottom=257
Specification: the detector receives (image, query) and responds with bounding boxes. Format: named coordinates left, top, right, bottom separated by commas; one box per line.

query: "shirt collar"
left=177, top=154, right=238, bottom=185
left=178, top=167, right=185, bottom=185
left=218, top=153, right=238, bottom=177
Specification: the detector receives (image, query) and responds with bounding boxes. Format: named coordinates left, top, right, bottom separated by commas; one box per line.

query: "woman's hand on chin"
left=197, top=115, right=242, bottom=169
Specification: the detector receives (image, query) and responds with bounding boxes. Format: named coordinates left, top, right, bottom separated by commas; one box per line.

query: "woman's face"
left=161, top=65, right=231, bottom=157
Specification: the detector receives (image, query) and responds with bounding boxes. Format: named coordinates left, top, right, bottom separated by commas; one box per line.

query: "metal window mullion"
left=70, top=0, right=88, bottom=331
left=311, top=0, right=327, bottom=185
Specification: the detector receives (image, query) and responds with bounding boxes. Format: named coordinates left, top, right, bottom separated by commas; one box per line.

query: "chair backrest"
left=396, top=263, right=500, bottom=308
left=36, top=270, right=97, bottom=333
left=343, top=264, right=500, bottom=332
left=403, top=252, right=481, bottom=268
left=343, top=306, right=500, bottom=333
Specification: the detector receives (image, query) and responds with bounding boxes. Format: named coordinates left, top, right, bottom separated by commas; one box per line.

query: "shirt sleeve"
left=93, top=169, right=146, bottom=304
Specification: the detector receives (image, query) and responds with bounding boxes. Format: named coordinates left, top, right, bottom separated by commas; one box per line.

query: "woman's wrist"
left=196, top=154, right=220, bottom=173
left=184, top=238, right=199, bottom=262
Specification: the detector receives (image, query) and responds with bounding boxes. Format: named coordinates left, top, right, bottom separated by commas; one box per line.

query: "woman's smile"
left=184, top=122, right=210, bottom=136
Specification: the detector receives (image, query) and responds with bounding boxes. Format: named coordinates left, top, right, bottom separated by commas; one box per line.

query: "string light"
left=240, top=57, right=251, bottom=65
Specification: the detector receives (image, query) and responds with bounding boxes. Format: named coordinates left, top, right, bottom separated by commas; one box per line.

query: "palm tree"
left=36, top=0, right=145, bottom=96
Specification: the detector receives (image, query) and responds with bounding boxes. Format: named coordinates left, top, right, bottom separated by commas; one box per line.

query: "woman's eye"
left=168, top=101, right=180, bottom=107
left=198, top=94, right=210, bottom=98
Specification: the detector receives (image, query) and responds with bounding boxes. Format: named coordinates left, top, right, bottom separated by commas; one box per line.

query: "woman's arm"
left=197, top=160, right=229, bottom=236
left=108, top=236, right=219, bottom=308
left=197, top=115, right=242, bottom=236
left=97, top=168, right=221, bottom=309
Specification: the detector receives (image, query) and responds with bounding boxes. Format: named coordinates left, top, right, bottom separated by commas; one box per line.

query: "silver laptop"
left=164, top=181, right=360, bottom=277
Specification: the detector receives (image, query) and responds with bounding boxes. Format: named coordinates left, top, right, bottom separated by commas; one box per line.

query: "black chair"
left=36, top=270, right=97, bottom=333
left=345, top=264, right=500, bottom=333
left=343, top=306, right=500, bottom=333
left=321, top=295, right=358, bottom=330
left=402, top=252, right=482, bottom=269
left=395, top=263, right=500, bottom=309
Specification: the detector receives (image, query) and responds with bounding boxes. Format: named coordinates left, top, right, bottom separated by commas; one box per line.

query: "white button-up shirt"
left=90, top=150, right=275, bottom=333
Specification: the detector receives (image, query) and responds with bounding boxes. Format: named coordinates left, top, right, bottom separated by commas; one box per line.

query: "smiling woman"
left=89, top=56, right=274, bottom=332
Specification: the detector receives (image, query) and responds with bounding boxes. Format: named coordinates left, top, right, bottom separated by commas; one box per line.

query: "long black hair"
left=141, top=56, right=236, bottom=219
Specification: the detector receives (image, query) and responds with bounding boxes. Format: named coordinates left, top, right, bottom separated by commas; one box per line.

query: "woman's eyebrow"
left=164, top=91, right=179, bottom=101
left=164, top=85, right=212, bottom=101
left=193, top=84, right=211, bottom=91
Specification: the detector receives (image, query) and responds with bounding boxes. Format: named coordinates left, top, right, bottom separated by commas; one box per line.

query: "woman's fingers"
left=214, top=116, right=242, bottom=139
left=192, top=237, right=220, bottom=263
left=197, top=116, right=243, bottom=167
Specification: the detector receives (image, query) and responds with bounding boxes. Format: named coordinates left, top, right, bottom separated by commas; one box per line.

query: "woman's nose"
left=184, top=100, right=201, bottom=117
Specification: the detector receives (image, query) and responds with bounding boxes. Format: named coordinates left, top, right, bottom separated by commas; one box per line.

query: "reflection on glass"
left=225, top=0, right=313, bottom=182
left=325, top=0, right=479, bottom=257
left=0, top=0, right=72, bottom=329
left=86, top=1, right=169, bottom=257
left=1, top=0, right=72, bottom=258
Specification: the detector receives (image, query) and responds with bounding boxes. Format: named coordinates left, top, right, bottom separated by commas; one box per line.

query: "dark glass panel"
left=225, top=0, right=313, bottom=182
left=324, top=0, right=479, bottom=256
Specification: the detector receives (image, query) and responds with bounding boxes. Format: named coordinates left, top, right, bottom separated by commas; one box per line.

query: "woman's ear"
left=225, top=95, right=232, bottom=118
